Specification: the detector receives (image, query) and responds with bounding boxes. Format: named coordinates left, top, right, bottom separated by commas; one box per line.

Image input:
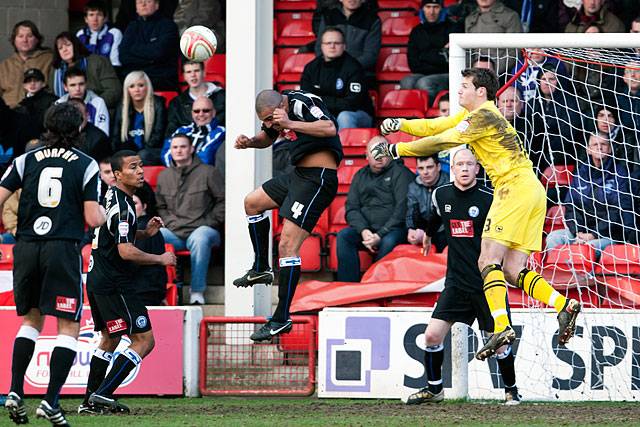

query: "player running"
left=234, top=89, right=342, bottom=341
left=1, top=104, right=106, bottom=426
left=373, top=68, right=581, bottom=360
left=81, top=150, right=176, bottom=414
left=403, top=149, right=519, bottom=405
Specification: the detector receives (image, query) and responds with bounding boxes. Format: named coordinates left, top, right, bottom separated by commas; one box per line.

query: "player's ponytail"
left=42, top=103, right=84, bottom=149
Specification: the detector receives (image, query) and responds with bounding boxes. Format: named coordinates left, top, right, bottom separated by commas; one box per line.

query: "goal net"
left=448, top=33, right=640, bottom=401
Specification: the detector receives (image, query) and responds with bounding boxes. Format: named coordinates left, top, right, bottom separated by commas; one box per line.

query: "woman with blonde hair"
left=111, top=70, right=166, bottom=165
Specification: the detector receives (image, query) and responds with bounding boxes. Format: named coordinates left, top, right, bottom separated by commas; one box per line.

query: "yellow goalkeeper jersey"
left=395, top=100, right=533, bottom=186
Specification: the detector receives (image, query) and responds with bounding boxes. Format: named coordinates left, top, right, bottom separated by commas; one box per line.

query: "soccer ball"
left=180, top=25, right=217, bottom=62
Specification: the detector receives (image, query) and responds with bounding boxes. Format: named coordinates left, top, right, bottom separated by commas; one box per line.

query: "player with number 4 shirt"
left=234, top=90, right=342, bottom=342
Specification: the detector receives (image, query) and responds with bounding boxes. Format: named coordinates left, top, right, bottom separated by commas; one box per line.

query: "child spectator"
left=76, top=0, right=123, bottom=68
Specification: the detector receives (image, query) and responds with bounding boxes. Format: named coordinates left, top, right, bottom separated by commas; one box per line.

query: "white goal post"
left=447, top=33, right=640, bottom=400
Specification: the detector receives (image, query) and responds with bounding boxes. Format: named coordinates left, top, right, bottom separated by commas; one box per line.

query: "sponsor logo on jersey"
left=455, top=120, right=470, bottom=133
left=444, top=204, right=452, bottom=213
left=468, top=206, right=479, bottom=218
left=450, top=219, right=474, bottom=238
left=310, top=106, right=325, bottom=119
left=118, top=221, right=129, bottom=237
left=33, top=216, right=52, bottom=235
left=350, top=82, right=361, bottom=93
left=107, top=318, right=128, bottom=334
left=281, top=129, right=298, bottom=141
left=56, top=296, right=77, bottom=313
left=136, top=315, right=148, bottom=329
left=336, top=78, right=344, bottom=90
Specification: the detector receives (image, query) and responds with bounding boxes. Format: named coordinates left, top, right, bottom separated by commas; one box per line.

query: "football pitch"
left=13, top=397, right=640, bottom=426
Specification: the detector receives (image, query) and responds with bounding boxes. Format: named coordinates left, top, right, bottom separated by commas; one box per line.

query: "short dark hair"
left=10, top=21, right=44, bottom=52
left=181, top=60, right=204, bottom=72
left=461, top=68, right=499, bottom=101
left=42, top=103, right=83, bottom=149
left=111, top=150, right=139, bottom=173
left=135, top=181, right=158, bottom=216
left=471, top=54, right=496, bottom=69
left=321, top=26, right=345, bottom=41
left=99, top=156, right=111, bottom=165
left=84, top=0, right=108, bottom=16
left=417, top=154, right=439, bottom=164
left=171, top=133, right=192, bottom=145
left=52, top=32, right=90, bottom=68
left=64, top=66, right=87, bottom=83
left=438, top=93, right=449, bottom=105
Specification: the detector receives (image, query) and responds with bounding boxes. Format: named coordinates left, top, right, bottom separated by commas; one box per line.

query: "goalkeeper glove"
left=380, top=118, right=401, bottom=135
left=370, top=140, right=396, bottom=160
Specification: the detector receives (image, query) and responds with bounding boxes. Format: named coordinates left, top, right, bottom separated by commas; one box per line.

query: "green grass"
left=11, top=396, right=640, bottom=426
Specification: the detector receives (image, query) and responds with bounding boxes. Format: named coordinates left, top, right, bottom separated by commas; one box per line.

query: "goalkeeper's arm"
left=380, top=109, right=468, bottom=137
left=381, top=126, right=464, bottom=159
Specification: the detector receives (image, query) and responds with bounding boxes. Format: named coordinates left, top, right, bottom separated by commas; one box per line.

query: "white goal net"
left=449, top=33, right=640, bottom=401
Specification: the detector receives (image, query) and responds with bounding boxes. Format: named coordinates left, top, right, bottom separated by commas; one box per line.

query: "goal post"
left=447, top=33, right=640, bottom=400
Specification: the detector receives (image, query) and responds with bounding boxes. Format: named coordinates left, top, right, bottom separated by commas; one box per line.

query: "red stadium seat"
left=342, top=157, right=368, bottom=168
left=337, top=164, right=362, bottom=194
left=378, top=0, right=421, bottom=10
left=274, top=0, right=317, bottom=11
left=326, top=234, right=373, bottom=272
left=299, top=234, right=323, bottom=272
left=155, top=91, right=179, bottom=108
left=328, top=194, right=347, bottom=232
left=81, top=244, right=92, bottom=273
left=143, top=166, right=165, bottom=191
left=377, top=83, right=401, bottom=108
left=0, top=244, right=14, bottom=270
left=276, top=20, right=315, bottom=47
left=375, top=46, right=408, bottom=73
left=381, top=16, right=420, bottom=46
left=276, top=47, right=299, bottom=70
left=378, top=9, right=418, bottom=21
left=376, top=53, right=411, bottom=83
left=544, top=205, right=565, bottom=234
left=403, top=157, right=417, bottom=172
left=275, top=11, right=313, bottom=31
left=385, top=292, right=439, bottom=307
left=426, top=90, right=449, bottom=118
left=540, top=164, right=575, bottom=188
left=384, top=131, right=419, bottom=144
left=277, top=53, right=315, bottom=85
left=541, top=244, right=596, bottom=289
left=597, top=275, right=640, bottom=308
left=595, top=244, right=640, bottom=276
left=204, top=54, right=226, bottom=86
left=339, top=128, right=378, bottom=157
left=377, top=89, right=428, bottom=119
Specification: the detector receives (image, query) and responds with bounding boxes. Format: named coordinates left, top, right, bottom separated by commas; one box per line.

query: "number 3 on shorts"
left=483, top=218, right=491, bottom=233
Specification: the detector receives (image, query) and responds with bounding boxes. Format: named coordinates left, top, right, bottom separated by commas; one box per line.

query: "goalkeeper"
left=374, top=68, right=581, bottom=360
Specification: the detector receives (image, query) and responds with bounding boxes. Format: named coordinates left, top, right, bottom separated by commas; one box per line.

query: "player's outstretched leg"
left=79, top=348, right=113, bottom=415
left=518, top=269, right=581, bottom=344
left=477, top=264, right=515, bottom=360
left=234, top=213, right=274, bottom=287
left=403, top=344, right=445, bottom=404
left=496, top=345, right=520, bottom=405
left=6, top=323, right=40, bottom=425
left=89, top=347, right=143, bottom=412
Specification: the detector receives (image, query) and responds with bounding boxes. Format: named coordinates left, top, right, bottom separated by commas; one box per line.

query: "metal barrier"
left=199, top=316, right=316, bottom=396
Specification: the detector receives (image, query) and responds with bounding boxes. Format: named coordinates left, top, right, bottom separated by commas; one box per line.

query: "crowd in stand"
left=0, top=0, right=639, bottom=293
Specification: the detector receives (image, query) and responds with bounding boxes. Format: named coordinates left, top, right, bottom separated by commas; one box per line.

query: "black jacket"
left=13, top=89, right=58, bottom=142
left=119, top=10, right=179, bottom=90
left=346, top=160, right=414, bottom=237
left=407, top=21, right=455, bottom=76
left=301, top=52, right=373, bottom=117
left=134, top=214, right=168, bottom=306
left=165, top=85, right=225, bottom=138
left=79, top=123, right=112, bottom=162
left=111, top=95, right=167, bottom=153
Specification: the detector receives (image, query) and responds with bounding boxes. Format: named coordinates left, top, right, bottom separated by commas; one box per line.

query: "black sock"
left=425, top=344, right=445, bottom=393
left=44, top=336, right=78, bottom=407
left=95, top=348, right=141, bottom=397
left=497, top=346, right=517, bottom=390
left=247, top=214, right=270, bottom=272
left=10, top=334, right=37, bottom=397
left=84, top=350, right=113, bottom=403
left=271, top=257, right=301, bottom=323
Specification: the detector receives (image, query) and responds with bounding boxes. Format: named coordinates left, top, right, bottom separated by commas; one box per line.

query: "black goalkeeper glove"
left=370, top=140, right=398, bottom=160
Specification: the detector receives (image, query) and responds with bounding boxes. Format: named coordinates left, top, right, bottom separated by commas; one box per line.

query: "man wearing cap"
left=15, top=69, right=57, bottom=130
left=400, top=0, right=460, bottom=102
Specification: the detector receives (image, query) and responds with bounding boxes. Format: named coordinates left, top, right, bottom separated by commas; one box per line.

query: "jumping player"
left=234, top=89, right=342, bottom=341
left=374, top=68, right=581, bottom=360
left=403, top=149, right=519, bottom=405
left=81, top=150, right=176, bottom=413
left=1, top=103, right=106, bottom=426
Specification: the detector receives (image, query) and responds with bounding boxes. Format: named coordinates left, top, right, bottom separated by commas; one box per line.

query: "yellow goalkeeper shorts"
left=482, top=169, right=546, bottom=253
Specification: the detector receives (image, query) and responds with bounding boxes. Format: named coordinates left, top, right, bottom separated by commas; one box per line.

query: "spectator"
left=55, top=67, right=110, bottom=136
left=436, top=94, right=451, bottom=173
left=133, top=188, right=168, bottom=306
left=166, top=60, right=225, bottom=136
left=336, top=136, right=414, bottom=282
left=565, top=0, right=625, bottom=33
left=526, top=66, right=581, bottom=171
left=50, top=31, right=120, bottom=110
left=120, top=0, right=180, bottom=91
left=173, top=0, right=226, bottom=53
left=503, top=0, right=560, bottom=32
left=315, top=0, right=382, bottom=77
left=401, top=0, right=456, bottom=102
left=511, top=49, right=567, bottom=102
left=590, top=105, right=628, bottom=160
left=67, top=98, right=112, bottom=162
left=0, top=21, right=53, bottom=108
left=471, top=54, right=496, bottom=71
left=546, top=133, right=633, bottom=257
left=301, top=26, right=373, bottom=129
left=406, top=155, right=449, bottom=252
left=115, top=0, right=179, bottom=32
left=13, top=68, right=57, bottom=141
left=437, top=93, right=450, bottom=117
left=98, top=156, right=116, bottom=197
left=631, top=15, right=640, bottom=33
left=162, top=96, right=225, bottom=167
left=76, top=0, right=124, bottom=68
left=112, top=71, right=166, bottom=165
left=465, top=0, right=522, bottom=76
left=156, top=134, right=225, bottom=304
left=498, top=85, right=528, bottom=143
left=1, top=190, right=19, bottom=244
left=615, top=62, right=640, bottom=143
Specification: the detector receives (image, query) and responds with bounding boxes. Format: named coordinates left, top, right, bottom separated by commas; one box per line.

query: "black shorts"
left=431, top=285, right=511, bottom=332
left=262, top=166, right=338, bottom=233
left=13, top=240, right=83, bottom=321
left=88, top=291, right=152, bottom=337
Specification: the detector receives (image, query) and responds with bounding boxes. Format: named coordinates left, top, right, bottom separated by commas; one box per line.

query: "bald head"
left=192, top=96, right=215, bottom=126
left=366, top=136, right=391, bottom=173
left=451, top=148, right=479, bottom=189
left=255, top=90, right=284, bottom=116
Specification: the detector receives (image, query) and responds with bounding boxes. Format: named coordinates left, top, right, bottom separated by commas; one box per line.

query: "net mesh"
left=462, top=46, right=640, bottom=400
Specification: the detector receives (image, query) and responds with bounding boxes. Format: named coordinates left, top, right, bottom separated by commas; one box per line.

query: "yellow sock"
left=482, top=264, right=510, bottom=333
left=518, top=269, right=566, bottom=313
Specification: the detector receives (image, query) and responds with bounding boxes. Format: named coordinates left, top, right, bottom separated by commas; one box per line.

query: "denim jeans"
left=336, top=226, right=406, bottom=282
left=337, top=110, right=373, bottom=130
left=545, top=228, right=614, bottom=258
left=160, top=226, right=221, bottom=293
